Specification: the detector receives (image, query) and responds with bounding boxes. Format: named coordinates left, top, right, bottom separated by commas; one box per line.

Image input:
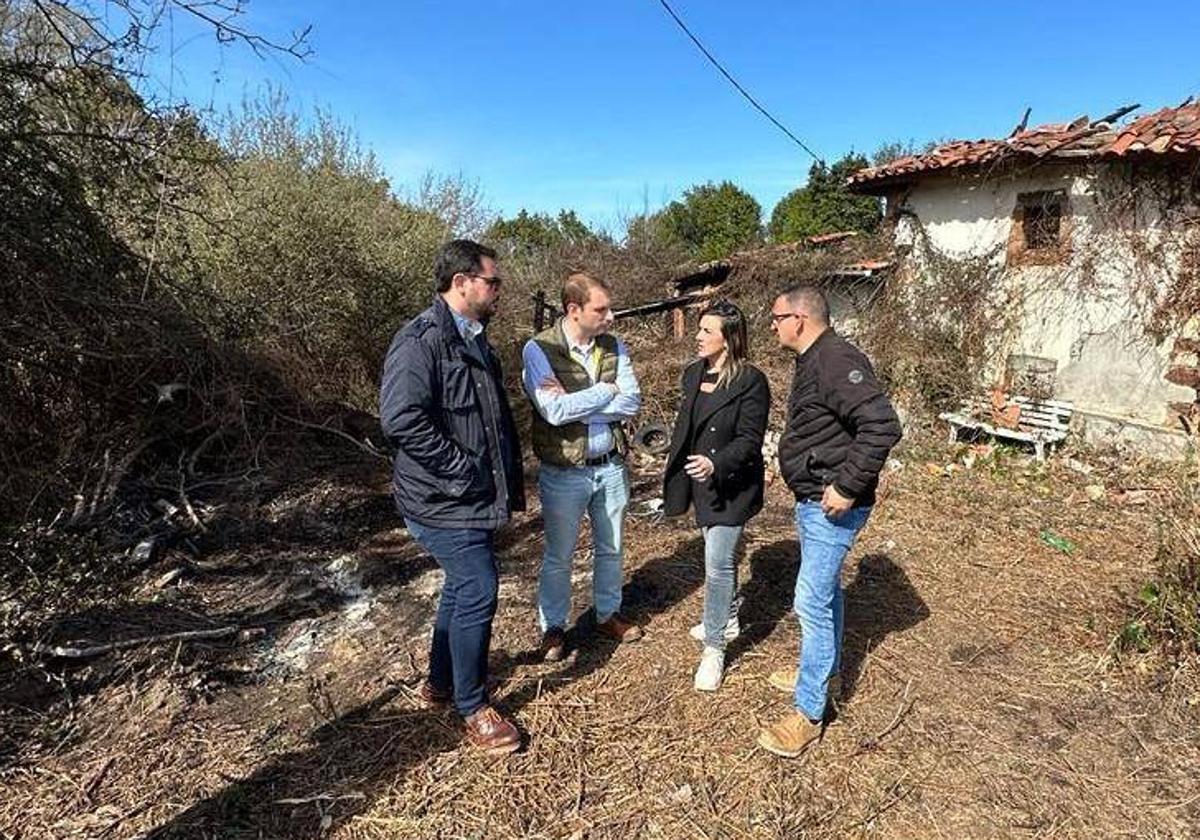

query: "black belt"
left=584, top=449, right=618, bottom=466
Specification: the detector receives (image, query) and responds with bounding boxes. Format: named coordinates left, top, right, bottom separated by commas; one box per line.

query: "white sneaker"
left=694, top=646, right=725, bottom=692
left=689, top=616, right=740, bottom=643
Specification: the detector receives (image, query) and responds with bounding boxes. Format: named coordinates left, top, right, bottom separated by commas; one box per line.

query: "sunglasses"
left=467, top=273, right=504, bottom=289
left=769, top=312, right=800, bottom=324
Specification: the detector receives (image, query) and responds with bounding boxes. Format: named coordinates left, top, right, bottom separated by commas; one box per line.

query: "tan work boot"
left=757, top=711, right=823, bottom=757
left=767, top=669, right=842, bottom=709
left=767, top=667, right=797, bottom=694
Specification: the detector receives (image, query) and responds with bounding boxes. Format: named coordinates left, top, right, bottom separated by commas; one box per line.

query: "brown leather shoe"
left=463, top=705, right=521, bottom=755
left=540, top=627, right=566, bottom=662
left=596, top=614, right=643, bottom=643
left=417, top=680, right=452, bottom=709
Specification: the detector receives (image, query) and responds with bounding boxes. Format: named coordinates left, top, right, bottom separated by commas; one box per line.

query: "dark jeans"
left=405, top=521, right=499, bottom=717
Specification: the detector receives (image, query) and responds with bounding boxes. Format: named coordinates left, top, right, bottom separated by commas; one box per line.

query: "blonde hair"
left=701, top=300, right=750, bottom=389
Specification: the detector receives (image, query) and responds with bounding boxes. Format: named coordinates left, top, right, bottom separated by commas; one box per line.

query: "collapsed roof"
left=850, top=99, right=1200, bottom=193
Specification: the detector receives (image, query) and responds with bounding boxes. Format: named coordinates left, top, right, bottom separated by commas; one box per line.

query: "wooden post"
left=533, top=290, right=546, bottom=332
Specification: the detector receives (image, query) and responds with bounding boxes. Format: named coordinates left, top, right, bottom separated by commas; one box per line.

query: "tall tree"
left=485, top=208, right=604, bottom=255
left=768, top=153, right=881, bottom=243
left=661, top=181, right=762, bottom=261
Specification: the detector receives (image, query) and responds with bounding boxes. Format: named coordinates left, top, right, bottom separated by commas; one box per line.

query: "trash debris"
left=1085, top=484, right=1106, bottom=502
left=130, top=536, right=162, bottom=564
left=961, top=443, right=995, bottom=469
left=631, top=422, right=671, bottom=455
left=155, top=567, right=185, bottom=588
left=1065, top=457, right=1094, bottom=475
left=665, top=783, right=693, bottom=804
left=1039, top=530, right=1076, bottom=554
left=1117, top=489, right=1152, bottom=506
left=632, top=497, right=665, bottom=520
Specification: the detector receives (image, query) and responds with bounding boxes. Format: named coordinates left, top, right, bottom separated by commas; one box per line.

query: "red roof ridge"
left=850, top=99, right=1200, bottom=189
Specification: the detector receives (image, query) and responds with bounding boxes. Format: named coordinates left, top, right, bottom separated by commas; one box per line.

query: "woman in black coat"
left=663, top=300, right=769, bottom=691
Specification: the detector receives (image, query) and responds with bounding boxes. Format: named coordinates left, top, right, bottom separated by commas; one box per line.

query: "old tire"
left=631, top=422, right=671, bottom=455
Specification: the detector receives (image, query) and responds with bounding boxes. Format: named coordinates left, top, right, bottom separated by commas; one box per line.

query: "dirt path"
left=2, top=446, right=1198, bottom=839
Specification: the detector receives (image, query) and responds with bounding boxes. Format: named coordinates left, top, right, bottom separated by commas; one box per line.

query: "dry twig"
left=33, top=626, right=264, bottom=659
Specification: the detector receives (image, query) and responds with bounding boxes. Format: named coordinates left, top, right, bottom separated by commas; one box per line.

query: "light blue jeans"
left=793, top=500, right=872, bottom=721
left=701, top=524, right=744, bottom=650
left=537, top=459, right=630, bottom=631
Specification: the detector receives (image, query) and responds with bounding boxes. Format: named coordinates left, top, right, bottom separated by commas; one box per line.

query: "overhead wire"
left=655, top=0, right=824, bottom=164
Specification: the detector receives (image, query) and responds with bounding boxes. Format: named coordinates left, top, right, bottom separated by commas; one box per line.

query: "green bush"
left=177, top=92, right=465, bottom=405
left=0, top=12, right=483, bottom=525
left=656, top=181, right=762, bottom=262
left=1125, top=463, right=1200, bottom=655
left=768, top=154, right=881, bottom=243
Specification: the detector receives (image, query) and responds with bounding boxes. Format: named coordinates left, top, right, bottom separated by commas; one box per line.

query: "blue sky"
left=146, top=1, right=1200, bottom=233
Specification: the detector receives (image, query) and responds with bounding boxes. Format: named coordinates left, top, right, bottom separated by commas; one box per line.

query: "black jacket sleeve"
left=820, top=347, right=902, bottom=499
left=379, top=330, right=474, bottom=491
left=710, top=370, right=770, bottom=482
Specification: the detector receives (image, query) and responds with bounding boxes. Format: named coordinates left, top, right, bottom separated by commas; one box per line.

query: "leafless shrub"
left=861, top=224, right=1017, bottom=414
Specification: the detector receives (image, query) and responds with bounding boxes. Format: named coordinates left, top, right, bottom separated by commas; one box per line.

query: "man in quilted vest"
left=522, top=272, right=643, bottom=662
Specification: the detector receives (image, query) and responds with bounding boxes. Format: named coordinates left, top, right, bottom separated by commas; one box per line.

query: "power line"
left=655, top=0, right=824, bottom=164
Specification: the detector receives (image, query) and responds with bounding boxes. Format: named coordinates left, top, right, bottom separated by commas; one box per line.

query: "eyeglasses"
left=468, top=273, right=504, bottom=289
left=769, top=312, right=800, bottom=324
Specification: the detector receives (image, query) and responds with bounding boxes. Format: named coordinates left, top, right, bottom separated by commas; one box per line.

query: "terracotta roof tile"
left=850, top=100, right=1200, bottom=188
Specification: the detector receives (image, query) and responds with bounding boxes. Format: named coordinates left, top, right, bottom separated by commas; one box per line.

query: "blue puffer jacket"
left=379, top=296, right=525, bottom=529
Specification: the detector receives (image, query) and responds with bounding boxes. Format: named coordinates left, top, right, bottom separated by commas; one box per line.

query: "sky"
left=144, top=0, right=1200, bottom=233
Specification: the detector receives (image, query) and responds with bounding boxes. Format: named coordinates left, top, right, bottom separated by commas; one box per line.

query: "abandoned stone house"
left=850, top=100, right=1200, bottom=456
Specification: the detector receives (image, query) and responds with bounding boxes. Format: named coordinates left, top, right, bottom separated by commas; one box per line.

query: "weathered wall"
left=891, top=164, right=1194, bottom=431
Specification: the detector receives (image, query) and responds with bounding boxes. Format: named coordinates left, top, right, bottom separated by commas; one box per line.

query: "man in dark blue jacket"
left=379, top=239, right=526, bottom=755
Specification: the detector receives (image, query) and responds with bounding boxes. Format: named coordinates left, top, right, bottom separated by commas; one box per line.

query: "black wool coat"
left=663, top=361, right=770, bottom=527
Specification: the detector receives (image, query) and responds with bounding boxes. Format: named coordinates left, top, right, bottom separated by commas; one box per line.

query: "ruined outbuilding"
left=665, top=232, right=894, bottom=340
left=852, top=99, right=1200, bottom=455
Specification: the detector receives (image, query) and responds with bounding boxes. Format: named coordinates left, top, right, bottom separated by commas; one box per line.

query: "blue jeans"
left=537, top=459, right=630, bottom=631
left=701, top=524, right=744, bottom=650
left=405, top=521, right=498, bottom=717
left=792, top=500, right=872, bottom=721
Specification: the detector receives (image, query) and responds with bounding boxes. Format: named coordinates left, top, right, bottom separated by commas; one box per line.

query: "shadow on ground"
left=726, top=540, right=929, bottom=705
left=141, top=536, right=706, bottom=839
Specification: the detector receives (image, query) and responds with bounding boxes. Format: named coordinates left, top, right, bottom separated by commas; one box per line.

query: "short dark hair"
left=776, top=282, right=830, bottom=325
left=434, top=239, right=497, bottom=293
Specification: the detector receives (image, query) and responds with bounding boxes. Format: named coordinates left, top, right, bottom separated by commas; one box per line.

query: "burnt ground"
left=2, top=438, right=1198, bottom=839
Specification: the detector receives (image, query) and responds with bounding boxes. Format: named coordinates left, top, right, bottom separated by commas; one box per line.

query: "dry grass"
left=2, top=437, right=1199, bottom=840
